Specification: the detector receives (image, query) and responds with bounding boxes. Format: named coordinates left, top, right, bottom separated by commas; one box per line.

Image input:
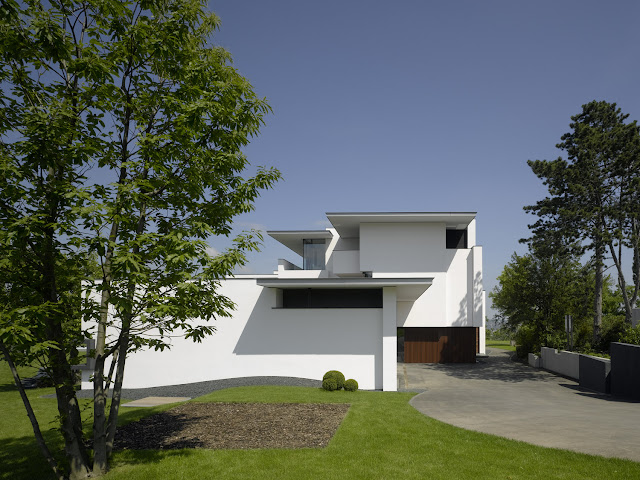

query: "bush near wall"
left=322, top=371, right=345, bottom=391
left=344, top=379, right=358, bottom=392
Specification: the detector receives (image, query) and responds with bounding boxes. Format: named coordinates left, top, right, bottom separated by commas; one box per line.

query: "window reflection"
left=303, top=239, right=326, bottom=270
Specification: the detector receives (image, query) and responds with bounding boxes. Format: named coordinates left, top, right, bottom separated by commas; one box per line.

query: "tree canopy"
left=524, top=100, right=640, bottom=343
left=0, top=1, right=280, bottom=478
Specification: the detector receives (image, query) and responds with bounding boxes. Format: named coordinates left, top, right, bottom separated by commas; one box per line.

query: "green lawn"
left=1, top=362, right=639, bottom=480
left=486, top=340, right=517, bottom=351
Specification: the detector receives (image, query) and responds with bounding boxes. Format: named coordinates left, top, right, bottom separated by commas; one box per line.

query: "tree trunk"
left=92, top=271, right=114, bottom=474
left=106, top=324, right=130, bottom=457
left=593, top=234, right=604, bottom=345
left=106, top=200, right=147, bottom=456
left=93, top=215, right=121, bottom=476
left=47, top=306, right=90, bottom=480
left=42, top=189, right=91, bottom=479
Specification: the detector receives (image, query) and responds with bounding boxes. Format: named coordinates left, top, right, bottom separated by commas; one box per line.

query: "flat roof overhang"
left=267, top=230, right=333, bottom=256
left=326, top=212, right=477, bottom=238
left=256, top=277, right=433, bottom=302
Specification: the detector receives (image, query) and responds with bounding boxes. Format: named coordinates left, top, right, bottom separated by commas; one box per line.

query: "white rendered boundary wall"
left=540, top=347, right=580, bottom=380
left=83, top=278, right=387, bottom=391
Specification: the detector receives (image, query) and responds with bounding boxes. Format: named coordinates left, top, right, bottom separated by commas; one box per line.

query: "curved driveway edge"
left=405, top=349, right=640, bottom=462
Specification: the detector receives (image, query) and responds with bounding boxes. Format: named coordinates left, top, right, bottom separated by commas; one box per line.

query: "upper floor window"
left=303, top=238, right=326, bottom=270
left=446, top=229, right=467, bottom=249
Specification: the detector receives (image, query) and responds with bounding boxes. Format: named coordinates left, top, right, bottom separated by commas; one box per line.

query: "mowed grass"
left=486, top=340, right=517, bottom=351
left=2, top=363, right=639, bottom=480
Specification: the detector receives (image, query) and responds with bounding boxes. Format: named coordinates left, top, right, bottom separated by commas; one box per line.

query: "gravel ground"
left=113, top=402, right=349, bottom=450
left=72, top=376, right=323, bottom=400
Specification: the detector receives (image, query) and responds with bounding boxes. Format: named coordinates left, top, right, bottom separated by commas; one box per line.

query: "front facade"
left=84, top=212, right=484, bottom=392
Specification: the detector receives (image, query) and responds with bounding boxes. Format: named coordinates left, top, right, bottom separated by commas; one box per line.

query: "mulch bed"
left=114, top=402, right=350, bottom=450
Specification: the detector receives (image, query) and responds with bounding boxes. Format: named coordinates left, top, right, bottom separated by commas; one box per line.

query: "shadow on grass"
left=0, top=430, right=203, bottom=480
left=0, top=384, right=20, bottom=393
left=0, top=432, right=63, bottom=480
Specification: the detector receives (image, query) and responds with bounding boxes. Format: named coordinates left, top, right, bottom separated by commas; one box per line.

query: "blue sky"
left=207, top=1, right=640, bottom=318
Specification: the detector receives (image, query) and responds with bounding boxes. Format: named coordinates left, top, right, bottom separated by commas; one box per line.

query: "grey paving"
left=402, top=348, right=640, bottom=463
left=121, top=396, right=191, bottom=407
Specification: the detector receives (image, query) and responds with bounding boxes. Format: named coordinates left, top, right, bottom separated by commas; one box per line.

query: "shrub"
left=598, top=315, right=627, bottom=352
left=323, top=370, right=345, bottom=390
left=514, top=325, right=539, bottom=358
left=619, top=324, right=640, bottom=346
left=322, top=377, right=338, bottom=391
left=344, top=379, right=358, bottom=391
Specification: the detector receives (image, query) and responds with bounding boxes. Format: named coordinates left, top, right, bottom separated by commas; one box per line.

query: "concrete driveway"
left=400, top=348, right=640, bottom=462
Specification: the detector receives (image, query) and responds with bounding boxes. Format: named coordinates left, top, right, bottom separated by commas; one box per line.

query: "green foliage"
left=490, top=249, right=593, bottom=357
left=619, top=325, right=640, bottom=346
left=344, top=379, right=358, bottom=392
left=524, top=100, right=640, bottom=336
left=486, top=325, right=512, bottom=341
left=514, top=325, right=539, bottom=358
left=597, top=315, right=627, bottom=352
left=485, top=340, right=516, bottom=352
left=322, top=377, right=338, bottom=391
left=0, top=0, right=281, bottom=476
left=491, top=242, right=630, bottom=357
left=323, top=370, right=345, bottom=390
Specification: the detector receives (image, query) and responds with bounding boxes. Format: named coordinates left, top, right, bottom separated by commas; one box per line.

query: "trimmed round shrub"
left=344, top=379, right=358, bottom=392
left=323, top=370, right=345, bottom=390
left=322, top=377, right=338, bottom=391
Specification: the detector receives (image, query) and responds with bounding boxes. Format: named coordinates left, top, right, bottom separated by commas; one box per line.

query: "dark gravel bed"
left=70, top=376, right=322, bottom=400
left=113, top=402, right=350, bottom=450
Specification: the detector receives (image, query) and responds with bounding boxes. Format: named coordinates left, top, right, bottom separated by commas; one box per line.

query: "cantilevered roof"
left=267, top=230, right=333, bottom=256
left=326, top=212, right=477, bottom=238
left=256, top=277, right=432, bottom=302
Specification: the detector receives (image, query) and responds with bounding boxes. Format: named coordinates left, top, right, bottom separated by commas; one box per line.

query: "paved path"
left=401, top=348, right=640, bottom=463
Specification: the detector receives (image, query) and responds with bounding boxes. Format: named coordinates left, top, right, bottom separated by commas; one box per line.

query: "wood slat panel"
left=404, top=327, right=476, bottom=363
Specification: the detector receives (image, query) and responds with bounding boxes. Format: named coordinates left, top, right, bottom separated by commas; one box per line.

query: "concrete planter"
left=610, top=342, right=640, bottom=400
left=578, top=354, right=610, bottom=394
left=540, top=347, right=579, bottom=380
left=528, top=353, right=541, bottom=368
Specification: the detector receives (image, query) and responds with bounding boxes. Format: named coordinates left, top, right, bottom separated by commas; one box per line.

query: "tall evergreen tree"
left=525, top=101, right=640, bottom=343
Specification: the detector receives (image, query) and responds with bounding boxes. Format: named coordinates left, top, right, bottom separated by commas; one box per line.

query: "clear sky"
left=206, top=0, right=640, bottom=318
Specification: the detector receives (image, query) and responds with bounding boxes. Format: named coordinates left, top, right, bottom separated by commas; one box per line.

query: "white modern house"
left=83, top=211, right=485, bottom=392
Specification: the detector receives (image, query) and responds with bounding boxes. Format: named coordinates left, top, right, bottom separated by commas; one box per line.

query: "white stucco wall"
left=88, top=278, right=385, bottom=391
left=360, top=222, right=446, bottom=273
left=395, top=249, right=477, bottom=328
left=382, top=287, right=397, bottom=391
left=467, top=218, right=477, bottom=247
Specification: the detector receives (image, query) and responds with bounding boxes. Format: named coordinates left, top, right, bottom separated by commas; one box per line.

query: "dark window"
left=446, top=229, right=467, bottom=249
left=281, top=288, right=382, bottom=308
left=303, top=239, right=326, bottom=270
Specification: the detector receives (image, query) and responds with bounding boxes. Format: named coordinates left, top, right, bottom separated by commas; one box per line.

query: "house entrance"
left=402, top=327, right=477, bottom=363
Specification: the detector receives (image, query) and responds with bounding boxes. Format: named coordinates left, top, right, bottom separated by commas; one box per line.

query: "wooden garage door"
left=404, top=327, right=477, bottom=363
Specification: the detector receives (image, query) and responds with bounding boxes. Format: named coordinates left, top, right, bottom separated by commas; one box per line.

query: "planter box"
left=528, top=353, right=541, bottom=368
left=579, top=355, right=610, bottom=394
left=610, top=343, right=640, bottom=400
left=540, top=347, right=579, bottom=380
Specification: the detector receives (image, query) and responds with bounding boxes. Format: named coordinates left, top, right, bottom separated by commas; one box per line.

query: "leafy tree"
left=0, top=1, right=280, bottom=478
left=490, top=249, right=593, bottom=355
left=524, top=101, right=640, bottom=343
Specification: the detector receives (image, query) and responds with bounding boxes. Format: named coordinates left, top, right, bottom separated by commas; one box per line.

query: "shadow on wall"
left=233, top=288, right=382, bottom=356
left=453, top=268, right=482, bottom=327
